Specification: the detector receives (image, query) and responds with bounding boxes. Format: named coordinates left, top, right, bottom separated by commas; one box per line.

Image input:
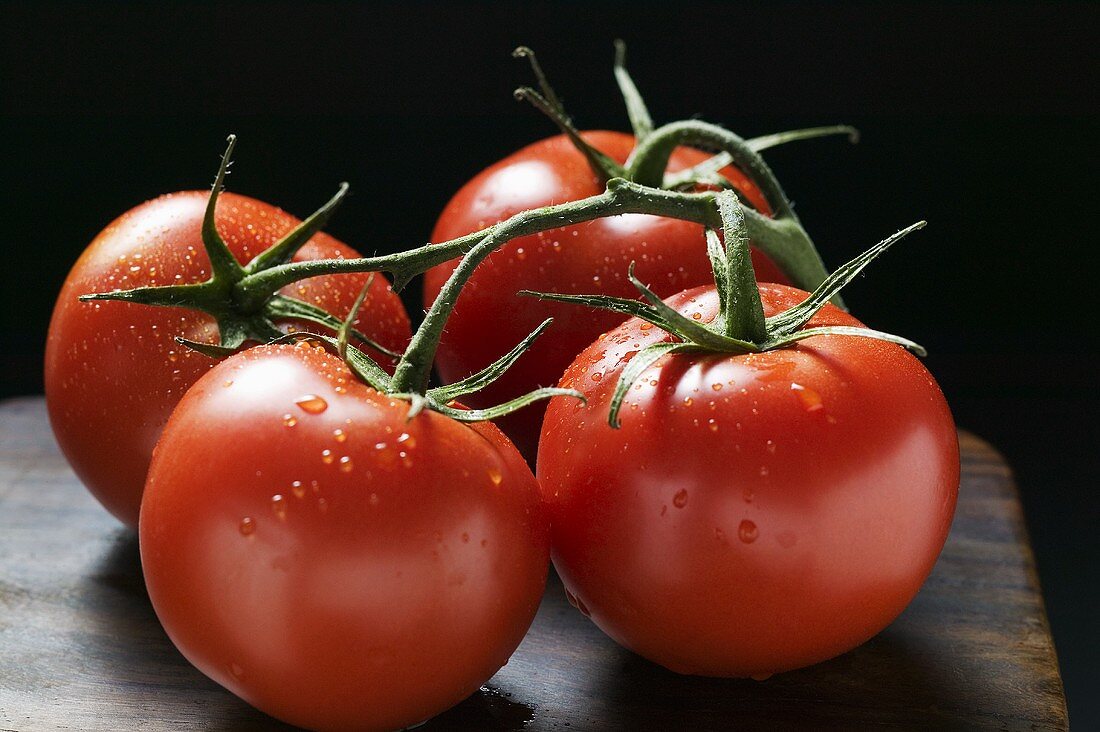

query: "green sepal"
left=518, top=290, right=681, bottom=334
left=765, top=325, right=926, bottom=357
left=265, top=293, right=401, bottom=360
left=200, top=135, right=246, bottom=283
left=429, top=318, right=554, bottom=403
left=245, top=182, right=350, bottom=273
left=174, top=336, right=241, bottom=359
left=625, top=263, right=758, bottom=352
left=606, top=341, right=699, bottom=428
left=662, top=125, right=860, bottom=191
left=512, top=46, right=625, bottom=183
left=766, top=221, right=926, bottom=336
left=79, top=282, right=216, bottom=309
left=336, top=274, right=375, bottom=360
left=612, top=40, right=654, bottom=142
left=426, top=387, right=585, bottom=423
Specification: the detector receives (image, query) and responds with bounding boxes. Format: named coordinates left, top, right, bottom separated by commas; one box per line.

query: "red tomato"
left=537, top=283, right=959, bottom=677
left=140, top=342, right=548, bottom=732
left=45, top=192, right=410, bottom=528
left=425, top=131, right=786, bottom=458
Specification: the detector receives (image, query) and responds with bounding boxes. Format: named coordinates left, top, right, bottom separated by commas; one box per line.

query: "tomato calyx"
left=513, top=46, right=626, bottom=184
left=522, top=189, right=928, bottom=427
left=270, top=277, right=582, bottom=422
left=512, top=44, right=859, bottom=305
left=79, top=135, right=400, bottom=359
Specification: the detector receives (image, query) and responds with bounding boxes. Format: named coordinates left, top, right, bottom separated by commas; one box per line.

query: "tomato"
left=45, top=192, right=411, bottom=528
left=139, top=341, right=548, bottom=732
left=537, top=283, right=959, bottom=677
left=424, top=131, right=787, bottom=458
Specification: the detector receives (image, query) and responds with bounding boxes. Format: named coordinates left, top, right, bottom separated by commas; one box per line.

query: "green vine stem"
left=235, top=179, right=717, bottom=304
left=664, top=125, right=859, bottom=191
left=627, top=119, right=797, bottom=217
left=523, top=190, right=928, bottom=427
left=93, top=168, right=838, bottom=351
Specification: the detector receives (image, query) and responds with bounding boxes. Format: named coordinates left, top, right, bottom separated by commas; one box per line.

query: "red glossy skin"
left=140, top=343, right=549, bottom=732
left=425, top=131, right=787, bottom=458
left=537, top=284, right=959, bottom=677
left=45, top=192, right=411, bottom=528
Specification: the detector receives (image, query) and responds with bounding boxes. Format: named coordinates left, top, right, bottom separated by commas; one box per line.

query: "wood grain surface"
left=0, top=396, right=1067, bottom=731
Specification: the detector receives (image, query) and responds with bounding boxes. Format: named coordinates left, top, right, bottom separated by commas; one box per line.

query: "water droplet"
left=223, top=380, right=233, bottom=388
left=282, top=413, right=298, bottom=427
left=673, top=489, right=689, bottom=508
left=591, top=372, right=603, bottom=382
left=692, top=312, right=702, bottom=320
left=295, top=394, right=328, bottom=414
left=711, top=383, right=723, bottom=391
left=321, top=449, right=334, bottom=464
left=708, top=419, right=718, bottom=432
left=291, top=480, right=305, bottom=499
left=317, top=497, right=328, bottom=513
left=332, top=428, right=347, bottom=443
left=683, top=397, right=693, bottom=406
left=742, top=487, right=755, bottom=503
left=238, top=517, right=255, bottom=536
left=790, top=382, right=825, bottom=412
left=271, top=494, right=287, bottom=519
left=759, top=466, right=770, bottom=478
left=639, top=322, right=653, bottom=331
left=739, top=519, right=759, bottom=543
left=369, top=493, right=379, bottom=506
left=374, top=441, right=387, bottom=451
left=397, top=432, right=415, bottom=448
left=487, top=467, right=503, bottom=486
left=338, top=455, right=354, bottom=473
left=461, top=532, right=470, bottom=543
left=766, top=439, right=777, bottom=454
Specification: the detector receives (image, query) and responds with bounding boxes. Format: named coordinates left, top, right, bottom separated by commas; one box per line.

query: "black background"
left=2, top=1, right=1096, bottom=726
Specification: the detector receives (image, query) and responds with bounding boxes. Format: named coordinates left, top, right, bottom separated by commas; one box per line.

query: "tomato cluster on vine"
left=45, top=45, right=958, bottom=732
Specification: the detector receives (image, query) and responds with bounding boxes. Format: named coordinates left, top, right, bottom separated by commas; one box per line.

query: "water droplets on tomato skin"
left=739, top=520, right=759, bottom=544
left=295, top=394, right=328, bottom=414
left=672, top=489, right=689, bottom=508
left=291, top=481, right=306, bottom=499
left=790, top=382, right=824, bottom=412
left=338, top=456, right=354, bottom=473
left=321, top=449, right=334, bottom=465
left=271, top=494, right=287, bottom=520
left=332, top=428, right=347, bottom=443
left=238, top=517, right=256, bottom=536
left=487, top=467, right=503, bottom=486
left=282, top=413, right=298, bottom=428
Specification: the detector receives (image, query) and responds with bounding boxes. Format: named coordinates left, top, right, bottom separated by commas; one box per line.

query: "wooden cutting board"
left=0, top=397, right=1067, bottom=731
